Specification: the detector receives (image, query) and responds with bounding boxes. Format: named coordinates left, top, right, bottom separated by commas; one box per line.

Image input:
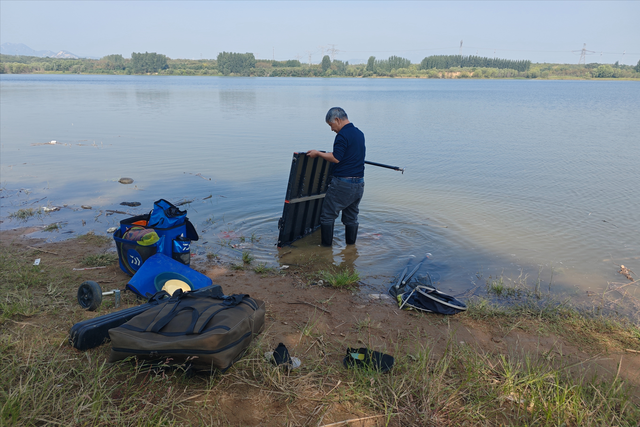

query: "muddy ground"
left=1, top=227, right=639, bottom=425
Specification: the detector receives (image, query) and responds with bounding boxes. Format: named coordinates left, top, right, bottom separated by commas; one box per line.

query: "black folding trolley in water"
left=277, top=152, right=332, bottom=247
left=277, top=152, right=405, bottom=247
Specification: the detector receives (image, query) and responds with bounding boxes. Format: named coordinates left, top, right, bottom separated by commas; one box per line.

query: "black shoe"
left=345, top=223, right=358, bottom=245
left=272, top=343, right=292, bottom=367
left=321, top=223, right=334, bottom=247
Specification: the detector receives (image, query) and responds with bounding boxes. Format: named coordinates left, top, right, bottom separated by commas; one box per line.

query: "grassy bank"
left=1, top=233, right=639, bottom=426
left=3, top=53, right=639, bottom=80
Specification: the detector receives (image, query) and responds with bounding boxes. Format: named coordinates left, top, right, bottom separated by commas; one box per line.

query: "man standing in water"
left=307, top=107, right=365, bottom=246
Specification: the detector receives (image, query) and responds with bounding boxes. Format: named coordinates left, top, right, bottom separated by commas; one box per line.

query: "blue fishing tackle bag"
left=114, top=199, right=199, bottom=276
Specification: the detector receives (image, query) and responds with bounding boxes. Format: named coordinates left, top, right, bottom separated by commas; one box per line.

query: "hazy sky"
left=2, top=1, right=639, bottom=65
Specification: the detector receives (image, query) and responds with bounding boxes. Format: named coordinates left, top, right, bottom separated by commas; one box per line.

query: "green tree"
left=366, top=56, right=376, bottom=72
left=284, top=59, right=301, bottom=67
left=332, top=59, right=347, bottom=75
left=101, top=54, right=125, bottom=71
left=419, top=55, right=530, bottom=72
left=635, top=60, right=640, bottom=72
left=592, top=64, right=616, bottom=78
left=321, top=55, right=331, bottom=72
left=217, top=52, right=256, bottom=75
left=388, top=55, right=411, bottom=70
left=129, top=52, right=168, bottom=73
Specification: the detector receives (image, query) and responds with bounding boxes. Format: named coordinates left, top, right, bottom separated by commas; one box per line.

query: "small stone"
left=107, top=227, right=117, bottom=233
left=81, top=205, right=92, bottom=210
left=368, top=293, right=391, bottom=301
left=118, top=177, right=134, bottom=184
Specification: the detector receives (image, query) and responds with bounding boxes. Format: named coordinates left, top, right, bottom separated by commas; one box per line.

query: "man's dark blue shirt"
left=331, top=123, right=366, bottom=177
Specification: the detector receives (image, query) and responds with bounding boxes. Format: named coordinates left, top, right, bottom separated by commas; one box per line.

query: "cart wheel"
left=77, top=281, right=103, bottom=311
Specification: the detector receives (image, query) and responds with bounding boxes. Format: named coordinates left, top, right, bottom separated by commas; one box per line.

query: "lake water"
left=1, top=75, right=639, bottom=306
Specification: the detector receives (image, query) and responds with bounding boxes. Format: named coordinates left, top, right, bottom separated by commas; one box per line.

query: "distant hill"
left=0, top=43, right=88, bottom=59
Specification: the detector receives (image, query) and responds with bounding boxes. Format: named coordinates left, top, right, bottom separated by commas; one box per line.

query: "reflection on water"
left=1, top=75, right=639, bottom=314
left=219, top=89, right=256, bottom=113
left=135, top=88, right=172, bottom=112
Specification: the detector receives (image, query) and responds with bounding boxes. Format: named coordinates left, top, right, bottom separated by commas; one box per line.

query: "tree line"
left=2, top=52, right=639, bottom=80
left=420, top=55, right=531, bottom=72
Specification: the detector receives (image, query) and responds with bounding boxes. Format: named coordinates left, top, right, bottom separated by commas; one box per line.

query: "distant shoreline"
left=3, top=71, right=639, bottom=82
left=3, top=51, right=639, bottom=80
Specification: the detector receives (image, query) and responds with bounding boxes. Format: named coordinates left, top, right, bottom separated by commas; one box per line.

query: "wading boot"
left=321, top=223, right=334, bottom=247
left=345, top=223, right=359, bottom=245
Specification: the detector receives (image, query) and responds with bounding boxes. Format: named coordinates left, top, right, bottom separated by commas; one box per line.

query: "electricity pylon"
left=573, top=43, right=595, bottom=65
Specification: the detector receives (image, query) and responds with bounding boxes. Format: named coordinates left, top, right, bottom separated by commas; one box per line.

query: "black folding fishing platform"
left=277, top=152, right=332, bottom=247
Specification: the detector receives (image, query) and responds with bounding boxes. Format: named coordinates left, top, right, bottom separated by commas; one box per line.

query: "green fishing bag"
left=108, top=288, right=265, bottom=372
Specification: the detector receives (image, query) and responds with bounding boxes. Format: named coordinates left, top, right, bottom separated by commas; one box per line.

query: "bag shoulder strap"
left=138, top=293, right=255, bottom=336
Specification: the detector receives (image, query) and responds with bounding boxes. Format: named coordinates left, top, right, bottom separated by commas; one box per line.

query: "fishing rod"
left=391, top=253, right=431, bottom=293
left=365, top=161, right=405, bottom=174
left=306, top=151, right=405, bottom=173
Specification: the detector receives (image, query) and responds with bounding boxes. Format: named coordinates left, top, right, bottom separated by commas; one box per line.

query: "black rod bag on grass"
left=108, top=289, right=265, bottom=372
left=69, top=285, right=223, bottom=351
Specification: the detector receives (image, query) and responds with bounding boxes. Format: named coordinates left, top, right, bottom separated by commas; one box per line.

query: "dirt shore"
left=1, top=227, right=639, bottom=426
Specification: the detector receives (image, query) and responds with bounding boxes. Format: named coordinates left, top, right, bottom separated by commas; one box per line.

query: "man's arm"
left=306, top=150, right=339, bottom=163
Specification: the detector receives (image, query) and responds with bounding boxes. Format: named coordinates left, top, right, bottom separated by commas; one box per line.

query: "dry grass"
left=1, top=240, right=639, bottom=426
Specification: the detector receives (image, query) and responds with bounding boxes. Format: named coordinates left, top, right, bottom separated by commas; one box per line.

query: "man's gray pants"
left=320, top=177, right=365, bottom=226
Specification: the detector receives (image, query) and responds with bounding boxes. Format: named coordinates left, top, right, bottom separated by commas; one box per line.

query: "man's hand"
left=306, top=150, right=339, bottom=163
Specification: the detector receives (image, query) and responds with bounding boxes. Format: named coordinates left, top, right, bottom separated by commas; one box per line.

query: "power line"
left=336, top=45, right=638, bottom=56
left=300, top=43, right=638, bottom=64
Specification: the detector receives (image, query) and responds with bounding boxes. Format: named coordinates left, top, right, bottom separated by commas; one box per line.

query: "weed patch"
left=8, top=208, right=43, bottom=222
left=81, top=253, right=118, bottom=267
left=77, top=232, right=111, bottom=246
left=230, top=263, right=244, bottom=271
left=43, top=223, right=60, bottom=232
left=464, top=296, right=640, bottom=353
left=319, top=266, right=361, bottom=289
left=253, top=263, right=276, bottom=275
left=242, top=251, right=254, bottom=264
